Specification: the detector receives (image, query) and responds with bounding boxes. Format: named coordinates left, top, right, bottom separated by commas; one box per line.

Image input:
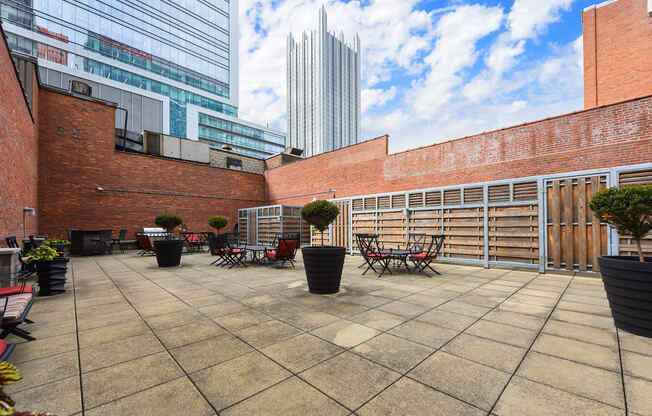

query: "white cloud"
left=237, top=1, right=585, bottom=154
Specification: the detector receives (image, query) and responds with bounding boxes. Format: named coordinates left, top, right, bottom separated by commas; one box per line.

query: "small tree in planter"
left=589, top=184, right=652, bottom=337
left=300, top=200, right=344, bottom=294
left=24, top=245, right=68, bottom=296
left=153, top=213, right=184, bottom=267
left=208, top=216, right=228, bottom=234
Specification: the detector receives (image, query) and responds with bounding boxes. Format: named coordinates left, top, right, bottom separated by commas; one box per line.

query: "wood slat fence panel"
left=618, top=169, right=652, bottom=257
left=329, top=201, right=350, bottom=249
left=546, top=176, right=608, bottom=271
left=378, top=211, right=406, bottom=249
left=443, top=208, right=484, bottom=259
left=488, top=205, right=539, bottom=264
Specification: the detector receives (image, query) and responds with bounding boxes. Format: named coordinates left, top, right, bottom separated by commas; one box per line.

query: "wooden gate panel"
left=377, top=211, right=406, bottom=249
left=443, top=208, right=484, bottom=259
left=329, top=202, right=350, bottom=250
left=488, top=205, right=539, bottom=264
left=352, top=213, right=376, bottom=251
left=409, top=209, right=442, bottom=236
left=247, top=210, right=257, bottom=244
left=546, top=176, right=607, bottom=271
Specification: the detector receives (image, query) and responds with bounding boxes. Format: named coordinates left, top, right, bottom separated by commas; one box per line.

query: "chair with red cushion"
left=224, top=234, right=247, bottom=268
left=136, top=234, right=155, bottom=256
left=208, top=233, right=232, bottom=267
left=409, top=235, right=444, bottom=277
left=356, top=234, right=392, bottom=278
left=265, top=238, right=298, bottom=268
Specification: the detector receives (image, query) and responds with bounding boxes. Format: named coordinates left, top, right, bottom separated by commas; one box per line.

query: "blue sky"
left=238, top=0, right=599, bottom=153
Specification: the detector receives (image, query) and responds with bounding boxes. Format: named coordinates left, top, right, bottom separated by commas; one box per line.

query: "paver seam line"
left=485, top=275, right=576, bottom=415
left=345, top=274, right=543, bottom=414
left=111, top=257, right=360, bottom=414
left=93, top=260, right=222, bottom=415
left=616, top=329, right=629, bottom=415
left=71, top=259, right=86, bottom=416
left=116, top=256, right=554, bottom=414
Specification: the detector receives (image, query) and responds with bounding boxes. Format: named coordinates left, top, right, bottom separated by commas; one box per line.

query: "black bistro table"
left=240, top=245, right=271, bottom=264
left=379, top=248, right=417, bottom=271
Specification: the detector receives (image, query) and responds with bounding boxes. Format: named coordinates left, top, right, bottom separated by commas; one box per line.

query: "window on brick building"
left=226, top=157, right=243, bottom=170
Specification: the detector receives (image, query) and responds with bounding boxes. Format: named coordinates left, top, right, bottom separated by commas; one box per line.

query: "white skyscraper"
left=287, top=6, right=361, bottom=157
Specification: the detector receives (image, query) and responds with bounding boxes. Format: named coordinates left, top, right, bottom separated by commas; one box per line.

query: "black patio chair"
left=357, top=234, right=392, bottom=278
left=354, top=233, right=377, bottom=268
left=136, top=233, right=156, bottom=256
left=409, top=235, right=444, bottom=277
left=407, top=233, right=427, bottom=252
left=264, top=238, right=298, bottom=268
left=0, top=299, right=15, bottom=360
left=112, top=229, right=130, bottom=253
left=225, top=234, right=247, bottom=268
left=5, top=236, right=35, bottom=277
left=208, top=233, right=231, bottom=267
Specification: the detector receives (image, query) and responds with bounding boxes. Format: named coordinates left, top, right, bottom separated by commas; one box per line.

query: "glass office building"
left=2, top=0, right=286, bottom=157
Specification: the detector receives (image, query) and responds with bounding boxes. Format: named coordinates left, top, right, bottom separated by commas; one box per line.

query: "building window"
left=226, top=157, right=243, bottom=170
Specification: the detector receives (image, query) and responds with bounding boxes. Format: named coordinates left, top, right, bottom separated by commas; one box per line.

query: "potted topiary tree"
left=24, top=244, right=68, bottom=296
left=153, top=213, right=184, bottom=267
left=301, top=200, right=344, bottom=294
left=590, top=184, right=652, bottom=337
left=208, top=216, right=228, bottom=234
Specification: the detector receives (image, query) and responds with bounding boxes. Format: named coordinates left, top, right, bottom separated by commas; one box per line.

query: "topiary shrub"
left=589, top=184, right=652, bottom=262
left=154, top=213, right=183, bottom=235
left=301, top=200, right=339, bottom=246
left=208, top=216, right=228, bottom=232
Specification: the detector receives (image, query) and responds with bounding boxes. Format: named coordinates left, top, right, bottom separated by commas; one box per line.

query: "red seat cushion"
left=0, top=286, right=32, bottom=296
left=367, top=254, right=390, bottom=260
left=0, top=339, right=6, bottom=355
left=412, top=253, right=430, bottom=259
left=265, top=250, right=277, bottom=260
left=231, top=249, right=245, bottom=254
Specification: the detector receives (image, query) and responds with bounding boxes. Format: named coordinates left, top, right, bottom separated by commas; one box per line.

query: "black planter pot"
left=599, top=256, right=652, bottom=338
left=37, top=257, right=69, bottom=296
left=302, top=246, right=346, bottom=294
left=154, top=239, right=184, bottom=267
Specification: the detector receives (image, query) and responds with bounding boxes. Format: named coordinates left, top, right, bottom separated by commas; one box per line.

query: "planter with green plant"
left=153, top=213, right=184, bottom=267
left=589, top=184, right=652, bottom=337
left=24, top=245, right=68, bottom=296
left=300, top=200, right=345, bottom=294
left=208, top=216, right=228, bottom=234
left=42, top=239, right=70, bottom=256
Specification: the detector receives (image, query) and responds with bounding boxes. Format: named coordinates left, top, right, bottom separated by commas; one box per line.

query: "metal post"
left=608, top=168, right=619, bottom=255
left=483, top=184, right=489, bottom=269
left=537, top=178, right=546, bottom=273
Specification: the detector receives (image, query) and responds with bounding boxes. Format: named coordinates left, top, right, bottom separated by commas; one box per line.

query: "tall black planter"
left=599, top=256, right=652, bottom=338
left=37, top=257, right=69, bottom=296
left=154, top=239, right=184, bottom=267
left=302, top=246, right=346, bottom=294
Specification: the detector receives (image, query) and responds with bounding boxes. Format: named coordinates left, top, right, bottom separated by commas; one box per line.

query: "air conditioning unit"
left=142, top=130, right=163, bottom=155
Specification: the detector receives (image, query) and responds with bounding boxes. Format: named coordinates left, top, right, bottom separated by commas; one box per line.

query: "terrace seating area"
left=2, top=251, right=650, bottom=415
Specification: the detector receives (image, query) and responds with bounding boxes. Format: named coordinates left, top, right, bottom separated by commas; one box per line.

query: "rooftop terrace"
left=7, top=252, right=651, bottom=415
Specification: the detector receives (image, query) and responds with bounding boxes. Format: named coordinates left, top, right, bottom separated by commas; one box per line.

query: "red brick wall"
left=265, top=96, right=652, bottom=205
left=0, top=35, right=39, bottom=244
left=583, top=0, right=652, bottom=108
left=37, top=89, right=266, bottom=239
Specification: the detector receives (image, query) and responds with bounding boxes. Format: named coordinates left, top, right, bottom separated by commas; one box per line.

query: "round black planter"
left=154, top=239, right=184, bottom=267
left=37, top=257, right=69, bottom=296
left=599, top=256, right=652, bottom=338
left=302, top=246, right=346, bottom=294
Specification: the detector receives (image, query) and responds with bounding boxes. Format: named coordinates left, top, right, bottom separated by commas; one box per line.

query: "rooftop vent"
left=286, top=147, right=303, bottom=156
left=69, top=80, right=92, bottom=97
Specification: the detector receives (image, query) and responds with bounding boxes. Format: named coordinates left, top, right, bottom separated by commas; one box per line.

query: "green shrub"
left=154, top=213, right=183, bottom=233
left=42, top=239, right=70, bottom=247
left=24, top=245, right=59, bottom=264
left=589, top=184, right=652, bottom=262
left=301, top=200, right=339, bottom=245
left=208, top=216, right=228, bottom=231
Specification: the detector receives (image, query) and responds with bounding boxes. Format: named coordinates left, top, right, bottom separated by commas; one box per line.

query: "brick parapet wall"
left=37, top=89, right=266, bottom=239
left=0, top=32, right=39, bottom=245
left=265, top=95, right=652, bottom=205
left=583, top=0, right=652, bottom=108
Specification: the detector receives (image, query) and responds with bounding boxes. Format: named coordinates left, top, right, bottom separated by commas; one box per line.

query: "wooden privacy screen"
left=378, top=211, right=406, bottom=249
left=238, top=211, right=248, bottom=243
left=247, top=210, right=256, bottom=244
left=488, top=205, right=539, bottom=264
left=546, top=176, right=608, bottom=271
left=330, top=201, right=350, bottom=249
left=257, top=217, right=280, bottom=246
left=443, top=208, right=484, bottom=260
left=352, top=213, right=376, bottom=250
left=619, top=169, right=652, bottom=257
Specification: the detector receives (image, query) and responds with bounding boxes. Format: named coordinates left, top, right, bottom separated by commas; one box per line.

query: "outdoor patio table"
left=237, top=245, right=270, bottom=264
left=379, top=249, right=416, bottom=271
